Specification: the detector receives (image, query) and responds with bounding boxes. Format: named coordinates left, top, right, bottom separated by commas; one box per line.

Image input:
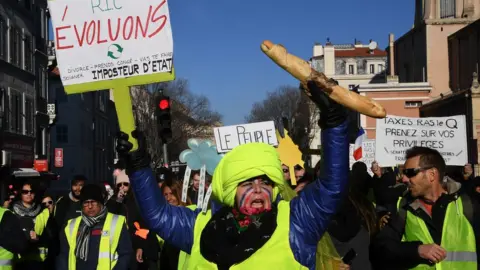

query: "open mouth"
left=251, top=199, right=264, bottom=208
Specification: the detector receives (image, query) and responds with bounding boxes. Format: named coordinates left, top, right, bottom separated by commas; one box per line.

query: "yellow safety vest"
left=0, top=209, right=14, bottom=269
left=177, top=204, right=198, bottom=270
left=315, top=232, right=344, bottom=270
left=279, top=184, right=343, bottom=270
left=17, top=208, right=50, bottom=262
left=187, top=201, right=308, bottom=269
left=65, top=213, right=125, bottom=270
left=398, top=197, right=477, bottom=269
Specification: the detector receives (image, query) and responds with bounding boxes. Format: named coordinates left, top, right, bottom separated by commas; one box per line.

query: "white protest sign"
left=375, top=115, right=468, bottom=166
left=214, top=121, right=278, bottom=153
left=48, top=0, right=173, bottom=85
left=349, top=140, right=375, bottom=175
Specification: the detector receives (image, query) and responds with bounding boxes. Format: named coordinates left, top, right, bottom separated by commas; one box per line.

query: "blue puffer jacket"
left=128, top=121, right=349, bottom=269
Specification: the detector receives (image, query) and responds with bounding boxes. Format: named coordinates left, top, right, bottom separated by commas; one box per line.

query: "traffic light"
left=155, top=94, right=172, bottom=142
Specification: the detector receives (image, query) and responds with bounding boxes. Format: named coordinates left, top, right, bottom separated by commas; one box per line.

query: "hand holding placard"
left=48, top=0, right=175, bottom=151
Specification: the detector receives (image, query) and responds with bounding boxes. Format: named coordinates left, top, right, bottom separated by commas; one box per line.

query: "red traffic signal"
left=158, top=99, right=170, bottom=110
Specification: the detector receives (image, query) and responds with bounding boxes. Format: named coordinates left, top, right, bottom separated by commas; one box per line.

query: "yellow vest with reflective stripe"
left=0, top=209, right=14, bottom=270
left=187, top=201, right=308, bottom=269
left=399, top=197, right=477, bottom=269
left=17, top=208, right=50, bottom=262
left=65, top=213, right=125, bottom=270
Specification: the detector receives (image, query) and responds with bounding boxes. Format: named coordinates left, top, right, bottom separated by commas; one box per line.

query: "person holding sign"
left=115, top=79, right=351, bottom=268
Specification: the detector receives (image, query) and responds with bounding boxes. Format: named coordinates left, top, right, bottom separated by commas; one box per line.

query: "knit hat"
left=212, top=142, right=284, bottom=207
left=80, top=184, right=104, bottom=204
left=114, top=169, right=130, bottom=185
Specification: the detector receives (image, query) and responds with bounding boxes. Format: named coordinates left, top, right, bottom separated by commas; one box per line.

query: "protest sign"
left=214, top=121, right=278, bottom=153
left=276, top=129, right=304, bottom=185
left=48, top=0, right=175, bottom=150
left=179, top=138, right=222, bottom=213
left=375, top=115, right=468, bottom=166
left=349, top=140, right=375, bottom=175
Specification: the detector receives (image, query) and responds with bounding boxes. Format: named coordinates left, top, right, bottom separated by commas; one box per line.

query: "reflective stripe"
left=97, top=214, right=120, bottom=262
left=445, top=251, right=477, bottom=262
left=39, top=247, right=48, bottom=255
left=109, top=215, right=119, bottom=247
left=98, top=252, right=110, bottom=259
left=0, top=260, right=11, bottom=266
left=69, top=218, right=78, bottom=237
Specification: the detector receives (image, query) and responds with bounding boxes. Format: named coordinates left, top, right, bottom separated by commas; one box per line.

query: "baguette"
left=261, top=40, right=386, bottom=119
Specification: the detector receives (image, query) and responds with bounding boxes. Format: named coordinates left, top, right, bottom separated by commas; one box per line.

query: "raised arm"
left=116, top=132, right=198, bottom=253
left=289, top=80, right=350, bottom=266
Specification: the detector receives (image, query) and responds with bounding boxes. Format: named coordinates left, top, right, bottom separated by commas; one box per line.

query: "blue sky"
left=49, top=0, right=414, bottom=125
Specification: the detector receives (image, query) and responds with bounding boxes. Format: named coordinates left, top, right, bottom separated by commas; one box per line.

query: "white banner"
left=349, top=140, right=375, bottom=175
left=213, top=121, right=278, bottom=153
left=48, top=0, right=173, bottom=85
left=375, top=115, right=468, bottom=166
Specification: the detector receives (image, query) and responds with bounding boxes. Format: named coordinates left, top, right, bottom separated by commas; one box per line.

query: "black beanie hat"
left=80, top=184, right=104, bottom=204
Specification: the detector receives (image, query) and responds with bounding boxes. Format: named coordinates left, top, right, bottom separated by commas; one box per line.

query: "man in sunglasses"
left=371, top=146, right=479, bottom=269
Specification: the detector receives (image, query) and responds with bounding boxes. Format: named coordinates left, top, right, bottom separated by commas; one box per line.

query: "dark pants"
left=16, top=260, right=45, bottom=270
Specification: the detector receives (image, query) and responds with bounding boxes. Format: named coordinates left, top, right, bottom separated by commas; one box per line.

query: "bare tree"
left=245, top=85, right=319, bottom=149
left=130, top=86, right=164, bottom=168
left=131, top=78, right=223, bottom=166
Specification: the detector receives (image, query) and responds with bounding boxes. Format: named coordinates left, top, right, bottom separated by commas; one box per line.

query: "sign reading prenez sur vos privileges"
left=375, top=115, right=468, bottom=166
left=49, top=0, right=173, bottom=86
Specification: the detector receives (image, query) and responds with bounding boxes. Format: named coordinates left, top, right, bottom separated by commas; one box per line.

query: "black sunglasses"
left=21, top=190, right=34, bottom=195
left=402, top=167, right=433, bottom=178
left=116, top=182, right=129, bottom=188
left=42, top=200, right=53, bottom=205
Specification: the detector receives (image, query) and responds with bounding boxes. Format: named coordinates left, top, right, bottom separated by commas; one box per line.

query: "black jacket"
left=0, top=210, right=29, bottom=254
left=372, top=171, right=406, bottom=214
left=54, top=195, right=82, bottom=229
left=106, top=193, right=160, bottom=261
left=56, top=214, right=132, bottom=270
left=370, top=180, right=480, bottom=269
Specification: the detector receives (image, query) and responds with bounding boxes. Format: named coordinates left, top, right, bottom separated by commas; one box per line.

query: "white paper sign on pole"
left=375, top=115, right=468, bottom=167
left=48, top=0, right=173, bottom=85
left=349, top=140, right=375, bottom=175
left=213, top=121, right=278, bottom=153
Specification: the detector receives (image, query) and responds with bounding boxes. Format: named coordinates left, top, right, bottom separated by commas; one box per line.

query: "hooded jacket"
left=127, top=121, right=349, bottom=269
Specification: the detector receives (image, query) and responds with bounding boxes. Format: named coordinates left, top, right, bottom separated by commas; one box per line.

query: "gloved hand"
left=300, top=77, right=348, bottom=129
left=116, top=130, right=151, bottom=174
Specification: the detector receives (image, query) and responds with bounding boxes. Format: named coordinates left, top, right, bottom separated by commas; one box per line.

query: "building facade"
left=419, top=17, right=480, bottom=165
left=392, top=0, right=480, bottom=97
left=0, top=0, right=52, bottom=199
left=311, top=39, right=388, bottom=89
left=48, top=44, right=118, bottom=194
